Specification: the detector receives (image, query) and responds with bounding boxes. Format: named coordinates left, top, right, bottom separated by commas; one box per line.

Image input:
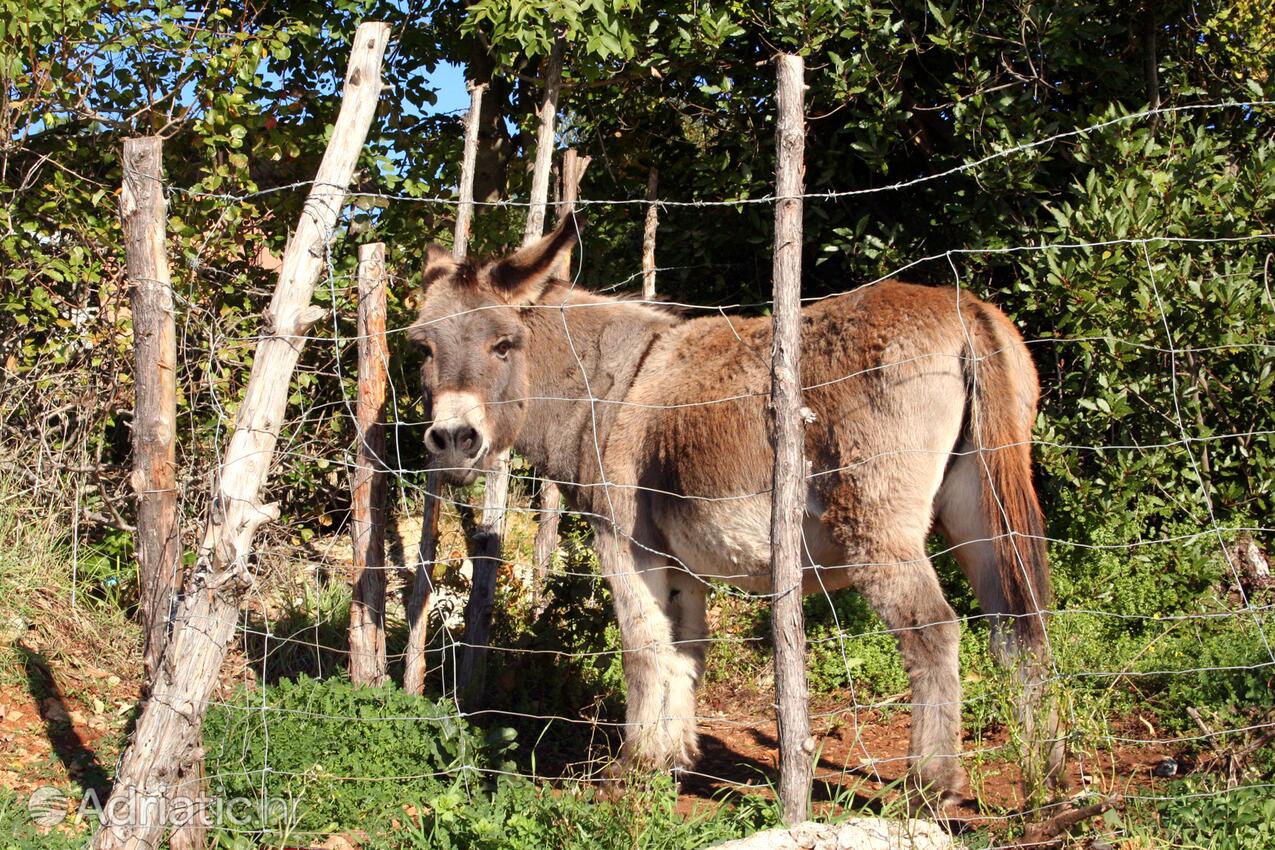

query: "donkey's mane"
left=530, top=280, right=685, bottom=320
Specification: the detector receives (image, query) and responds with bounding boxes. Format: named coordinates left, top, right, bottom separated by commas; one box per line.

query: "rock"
left=0, top=614, right=28, bottom=644
left=707, top=818, right=955, bottom=850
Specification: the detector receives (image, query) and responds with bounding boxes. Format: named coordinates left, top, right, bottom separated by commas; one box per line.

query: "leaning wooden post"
left=458, top=35, right=564, bottom=708
left=770, top=52, right=812, bottom=826
left=121, top=137, right=182, bottom=688
left=404, top=80, right=487, bottom=695
left=92, top=23, right=389, bottom=850
left=531, top=147, right=590, bottom=601
left=349, top=242, right=389, bottom=685
left=641, top=166, right=659, bottom=300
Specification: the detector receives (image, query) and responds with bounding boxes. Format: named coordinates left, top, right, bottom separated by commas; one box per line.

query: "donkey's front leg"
left=597, top=529, right=701, bottom=771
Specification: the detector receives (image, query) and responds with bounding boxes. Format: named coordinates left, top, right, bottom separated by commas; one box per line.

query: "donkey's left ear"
left=485, top=211, right=585, bottom=305
left=421, top=244, right=458, bottom=290
left=406, top=244, right=458, bottom=310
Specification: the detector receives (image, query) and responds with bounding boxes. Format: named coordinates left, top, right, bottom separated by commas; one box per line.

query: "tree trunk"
left=121, top=137, right=182, bottom=690
left=349, top=242, right=389, bottom=686
left=466, top=43, right=513, bottom=205
left=769, top=53, right=812, bottom=826
left=1142, top=6, right=1160, bottom=116
left=458, top=35, right=564, bottom=708
left=92, top=23, right=390, bottom=850
left=404, top=81, right=487, bottom=695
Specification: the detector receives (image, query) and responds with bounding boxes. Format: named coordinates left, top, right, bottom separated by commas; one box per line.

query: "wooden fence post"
left=642, top=166, right=658, bottom=300
left=770, top=52, right=812, bottom=826
left=404, top=80, right=487, bottom=695
left=349, top=241, right=389, bottom=686
left=458, top=35, right=564, bottom=708
left=531, top=147, right=590, bottom=602
left=121, top=136, right=182, bottom=688
left=92, top=23, right=390, bottom=850
left=122, top=135, right=204, bottom=850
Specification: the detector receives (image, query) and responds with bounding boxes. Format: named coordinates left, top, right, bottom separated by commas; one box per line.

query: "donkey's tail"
left=963, top=300, right=1051, bottom=653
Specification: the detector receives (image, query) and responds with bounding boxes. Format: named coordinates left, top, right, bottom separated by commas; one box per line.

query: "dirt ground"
left=678, top=681, right=1174, bottom=826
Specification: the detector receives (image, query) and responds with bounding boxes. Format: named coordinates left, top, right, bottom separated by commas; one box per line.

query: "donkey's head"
left=408, top=213, right=582, bottom=485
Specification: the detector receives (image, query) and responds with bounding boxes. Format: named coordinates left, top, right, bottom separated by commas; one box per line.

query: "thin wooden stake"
left=404, top=80, right=487, bottom=695
left=92, top=23, right=390, bottom=850
left=770, top=52, right=812, bottom=826
left=532, top=147, right=590, bottom=603
left=452, top=81, right=487, bottom=263
left=459, top=36, right=564, bottom=708
left=521, top=37, right=565, bottom=245
left=349, top=241, right=389, bottom=686
left=642, top=166, right=658, bottom=300
left=121, top=136, right=182, bottom=689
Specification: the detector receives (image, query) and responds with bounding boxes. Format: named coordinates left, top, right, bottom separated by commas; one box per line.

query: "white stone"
left=707, top=818, right=955, bottom=850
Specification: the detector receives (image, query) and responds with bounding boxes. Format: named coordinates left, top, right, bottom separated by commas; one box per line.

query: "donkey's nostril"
left=456, top=425, right=479, bottom=457
left=425, top=427, right=449, bottom=454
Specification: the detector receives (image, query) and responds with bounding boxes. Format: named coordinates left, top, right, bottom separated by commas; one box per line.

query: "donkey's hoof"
left=904, top=765, right=967, bottom=818
left=595, top=760, right=628, bottom=801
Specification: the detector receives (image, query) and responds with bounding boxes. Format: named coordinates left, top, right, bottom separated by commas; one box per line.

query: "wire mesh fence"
left=3, top=97, right=1273, bottom=846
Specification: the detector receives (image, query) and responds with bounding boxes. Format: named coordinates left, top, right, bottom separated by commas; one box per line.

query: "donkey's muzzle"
left=424, top=422, right=487, bottom=484
left=425, top=422, right=481, bottom=458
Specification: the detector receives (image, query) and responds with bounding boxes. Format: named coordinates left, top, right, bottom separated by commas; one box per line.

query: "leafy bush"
left=1147, top=783, right=1275, bottom=850
left=379, top=772, right=775, bottom=850
left=203, top=674, right=776, bottom=849
left=204, top=675, right=510, bottom=838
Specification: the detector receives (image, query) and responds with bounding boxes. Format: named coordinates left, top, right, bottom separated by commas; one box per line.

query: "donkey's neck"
left=515, top=286, right=677, bottom=490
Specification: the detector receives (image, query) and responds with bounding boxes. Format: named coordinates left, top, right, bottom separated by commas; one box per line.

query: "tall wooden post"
left=452, top=81, right=487, bottom=261
left=770, top=52, right=812, bottom=826
left=92, top=23, right=390, bottom=850
left=458, top=36, right=564, bottom=708
left=120, top=137, right=181, bottom=688
left=642, top=166, right=659, bottom=301
left=404, top=81, right=487, bottom=695
left=532, top=147, right=590, bottom=601
left=349, top=242, right=389, bottom=685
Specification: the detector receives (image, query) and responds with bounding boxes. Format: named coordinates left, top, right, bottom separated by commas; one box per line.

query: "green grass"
left=0, top=785, right=94, bottom=850
left=0, top=478, right=140, bottom=693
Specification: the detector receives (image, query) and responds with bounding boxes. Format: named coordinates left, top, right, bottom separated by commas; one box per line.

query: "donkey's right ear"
left=484, top=211, right=585, bottom=306
left=421, top=244, right=458, bottom=291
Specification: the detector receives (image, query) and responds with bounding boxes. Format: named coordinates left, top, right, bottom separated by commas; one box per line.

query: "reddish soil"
left=675, top=679, right=1181, bottom=829
left=0, top=652, right=135, bottom=800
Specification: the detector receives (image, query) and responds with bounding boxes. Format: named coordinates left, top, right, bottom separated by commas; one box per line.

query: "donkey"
left=409, top=213, right=1062, bottom=807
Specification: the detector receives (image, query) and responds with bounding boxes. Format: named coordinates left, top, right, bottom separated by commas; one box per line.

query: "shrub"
left=204, top=675, right=510, bottom=838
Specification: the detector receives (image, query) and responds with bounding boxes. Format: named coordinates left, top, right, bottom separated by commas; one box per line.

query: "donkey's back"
left=623, top=280, right=1040, bottom=589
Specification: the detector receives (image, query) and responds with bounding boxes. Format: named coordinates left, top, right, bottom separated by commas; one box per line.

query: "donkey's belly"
left=655, top=490, right=846, bottom=594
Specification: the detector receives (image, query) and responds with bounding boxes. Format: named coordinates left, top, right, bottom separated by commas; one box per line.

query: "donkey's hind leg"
left=935, top=449, right=1017, bottom=665
left=597, top=529, right=701, bottom=772
left=846, top=554, right=965, bottom=809
left=936, top=451, right=1066, bottom=791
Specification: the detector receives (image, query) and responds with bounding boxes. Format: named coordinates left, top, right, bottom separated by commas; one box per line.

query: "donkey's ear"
left=485, top=211, right=585, bottom=305
left=421, top=244, right=458, bottom=291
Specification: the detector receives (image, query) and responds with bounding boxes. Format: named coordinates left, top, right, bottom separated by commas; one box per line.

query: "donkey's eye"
left=493, top=339, right=513, bottom=358
left=419, top=344, right=434, bottom=360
